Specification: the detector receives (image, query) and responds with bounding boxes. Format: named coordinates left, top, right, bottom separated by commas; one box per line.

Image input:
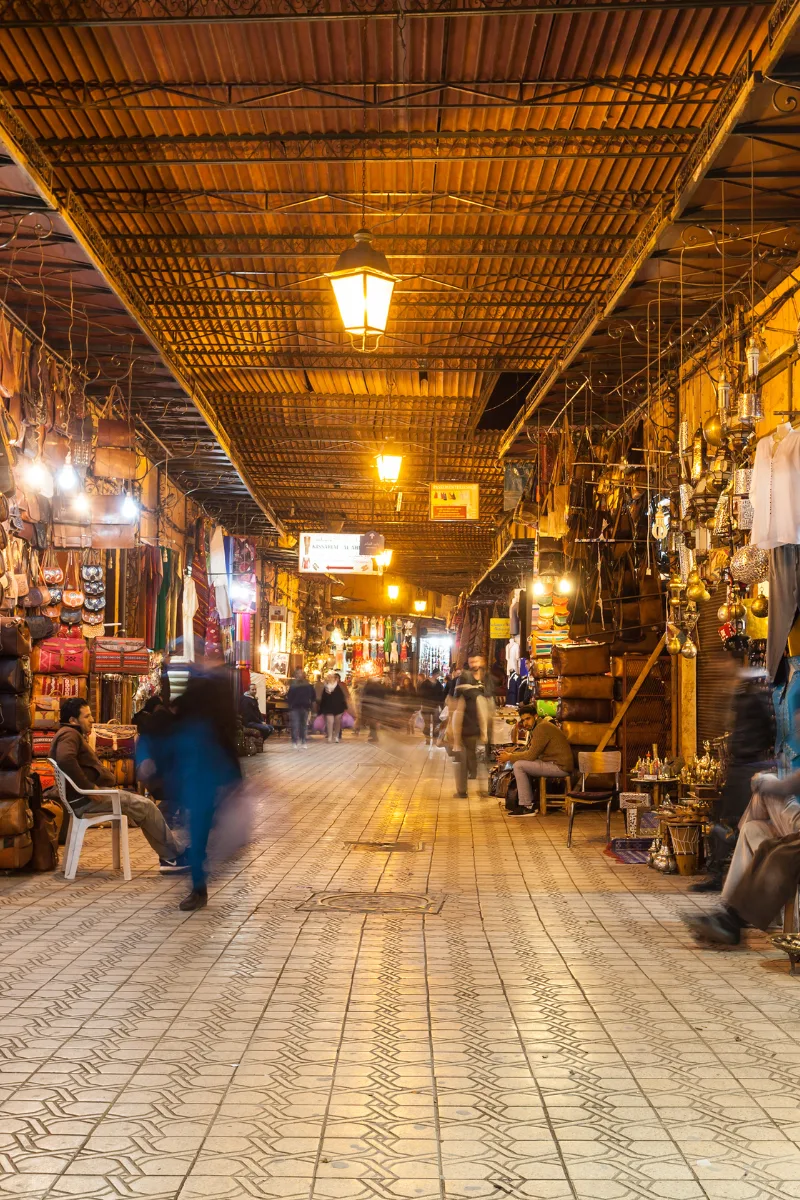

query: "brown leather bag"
left=94, top=447, right=137, bottom=480
left=561, top=721, right=616, bottom=747
left=552, top=643, right=611, bottom=677
left=0, top=831, right=32, bottom=868
left=31, top=799, right=62, bottom=871
left=91, top=522, right=136, bottom=550
left=558, top=698, right=613, bottom=722
left=97, top=417, right=135, bottom=449
left=0, top=796, right=32, bottom=835
left=558, top=675, right=614, bottom=700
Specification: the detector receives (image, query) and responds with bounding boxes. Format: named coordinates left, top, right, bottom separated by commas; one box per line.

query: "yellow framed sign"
left=429, top=483, right=479, bottom=521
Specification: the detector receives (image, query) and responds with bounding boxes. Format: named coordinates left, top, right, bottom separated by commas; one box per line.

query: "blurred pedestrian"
left=451, top=669, right=484, bottom=798
left=286, top=668, right=315, bottom=749
left=318, top=671, right=348, bottom=743
left=361, top=672, right=386, bottom=742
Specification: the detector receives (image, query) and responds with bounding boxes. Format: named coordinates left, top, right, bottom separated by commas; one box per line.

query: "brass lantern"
left=327, top=229, right=396, bottom=352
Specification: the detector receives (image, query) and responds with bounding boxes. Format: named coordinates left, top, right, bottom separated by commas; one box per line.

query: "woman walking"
left=287, top=667, right=315, bottom=749
left=318, top=671, right=348, bottom=743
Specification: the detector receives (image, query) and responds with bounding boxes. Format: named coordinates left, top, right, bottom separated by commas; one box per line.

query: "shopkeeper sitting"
left=51, top=697, right=189, bottom=872
left=239, top=683, right=274, bottom=741
left=497, top=705, right=574, bottom=815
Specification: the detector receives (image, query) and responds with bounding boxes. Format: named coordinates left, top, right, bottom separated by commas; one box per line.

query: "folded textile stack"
left=30, top=636, right=91, bottom=790
left=91, top=723, right=137, bottom=789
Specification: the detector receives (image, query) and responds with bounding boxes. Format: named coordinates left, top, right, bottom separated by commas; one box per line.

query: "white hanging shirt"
left=749, top=426, right=800, bottom=549
left=182, top=574, right=197, bottom=663
left=506, top=637, right=520, bottom=675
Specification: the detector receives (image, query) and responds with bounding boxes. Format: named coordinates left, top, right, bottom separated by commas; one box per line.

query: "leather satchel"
left=31, top=695, right=59, bottom=731
left=0, top=769, right=29, bottom=801
left=53, top=524, right=92, bottom=549
left=0, top=831, right=33, bottom=868
left=97, top=417, right=135, bottom=449
left=0, top=617, right=32, bottom=657
left=91, top=522, right=136, bottom=550
left=558, top=698, right=613, bottom=723
left=0, top=656, right=31, bottom=695
left=0, top=734, right=32, bottom=770
left=25, top=615, right=56, bottom=642
left=551, top=643, right=611, bottom=677
left=92, top=637, right=149, bottom=675
left=32, top=637, right=90, bottom=675
left=558, top=675, right=614, bottom=700
left=0, top=694, right=32, bottom=733
left=93, top=447, right=137, bottom=481
left=0, top=796, right=32, bottom=835
left=561, top=720, right=616, bottom=747
left=32, top=674, right=88, bottom=699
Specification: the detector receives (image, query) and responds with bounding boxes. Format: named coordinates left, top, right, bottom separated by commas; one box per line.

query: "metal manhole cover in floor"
left=345, top=840, right=422, bottom=852
left=298, top=892, right=444, bottom=914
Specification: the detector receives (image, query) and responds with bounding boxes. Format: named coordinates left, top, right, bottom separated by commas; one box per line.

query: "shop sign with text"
left=429, top=483, right=479, bottom=521
left=298, top=532, right=376, bottom=574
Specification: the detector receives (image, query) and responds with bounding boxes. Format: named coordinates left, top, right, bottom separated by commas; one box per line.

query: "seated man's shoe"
left=506, top=804, right=537, bottom=816
left=689, top=876, right=723, bottom=893
left=179, top=887, right=208, bottom=912
left=159, top=850, right=191, bottom=874
left=682, top=908, right=741, bottom=945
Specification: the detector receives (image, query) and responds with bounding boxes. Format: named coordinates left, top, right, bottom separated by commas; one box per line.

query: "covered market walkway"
left=1, top=738, right=799, bottom=1200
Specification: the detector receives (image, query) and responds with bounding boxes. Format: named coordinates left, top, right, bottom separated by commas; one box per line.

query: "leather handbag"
left=558, top=675, right=614, bottom=700
left=0, top=694, right=32, bottom=733
left=0, top=656, right=31, bottom=695
left=60, top=607, right=83, bottom=627
left=92, top=637, right=149, bottom=675
left=97, top=416, right=135, bottom=449
left=83, top=595, right=105, bottom=612
left=31, top=695, right=59, bottom=731
left=47, top=588, right=62, bottom=604
left=53, top=524, right=92, bottom=550
left=91, top=522, right=136, bottom=550
left=81, top=564, right=102, bottom=582
left=82, top=610, right=104, bottom=626
left=0, top=770, right=30, bottom=802
left=32, top=637, right=90, bottom=675
left=92, top=722, right=136, bottom=759
left=57, top=623, right=84, bottom=639
left=43, top=430, right=70, bottom=468
left=558, top=698, right=613, bottom=723
left=551, top=643, right=611, bottom=677
left=0, top=409, right=16, bottom=499
left=25, top=616, right=56, bottom=642
left=561, top=720, right=616, bottom=747
left=33, top=674, right=88, bottom=698
left=42, top=549, right=64, bottom=586
left=42, top=606, right=61, bottom=622
left=93, top=447, right=137, bottom=481
left=83, top=580, right=103, bottom=596
left=0, top=831, right=33, bottom=869
left=82, top=622, right=104, bottom=639
left=62, top=554, right=84, bottom=609
left=0, top=617, right=32, bottom=657
left=0, top=734, right=32, bottom=770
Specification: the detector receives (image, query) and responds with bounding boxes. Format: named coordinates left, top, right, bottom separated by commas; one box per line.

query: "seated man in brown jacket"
left=51, top=696, right=188, bottom=873
left=497, top=708, right=574, bottom=815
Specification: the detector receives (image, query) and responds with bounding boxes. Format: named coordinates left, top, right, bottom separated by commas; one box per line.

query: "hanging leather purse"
left=42, top=606, right=61, bottom=621
left=82, top=610, right=104, bottom=626
left=82, top=622, right=104, bottom=639
left=25, top=615, right=56, bottom=642
left=93, top=447, right=137, bottom=481
left=81, top=563, right=103, bottom=582
left=59, top=607, right=83, bottom=627
left=83, top=594, right=105, bottom=612
left=22, top=551, right=51, bottom=610
left=83, top=580, right=104, bottom=597
left=61, top=553, right=84, bottom=610
left=47, top=587, right=62, bottom=605
left=0, top=408, right=17, bottom=498
left=42, top=547, right=64, bottom=586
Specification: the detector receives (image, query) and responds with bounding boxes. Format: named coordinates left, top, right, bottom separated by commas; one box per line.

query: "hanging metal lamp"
left=327, top=229, right=396, bottom=353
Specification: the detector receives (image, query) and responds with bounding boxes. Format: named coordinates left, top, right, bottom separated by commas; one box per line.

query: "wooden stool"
left=538, top=775, right=569, bottom=816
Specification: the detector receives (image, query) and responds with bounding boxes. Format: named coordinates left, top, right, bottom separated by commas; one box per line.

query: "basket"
left=667, top=820, right=700, bottom=876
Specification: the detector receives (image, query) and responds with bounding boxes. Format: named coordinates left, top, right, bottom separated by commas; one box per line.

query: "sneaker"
left=179, top=888, right=208, bottom=912
left=159, top=851, right=191, bottom=874
left=506, top=804, right=538, bottom=816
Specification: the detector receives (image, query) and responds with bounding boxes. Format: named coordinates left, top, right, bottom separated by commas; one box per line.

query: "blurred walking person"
left=319, top=671, right=348, bottom=743
left=451, top=669, right=485, bottom=798
left=287, top=667, right=315, bottom=749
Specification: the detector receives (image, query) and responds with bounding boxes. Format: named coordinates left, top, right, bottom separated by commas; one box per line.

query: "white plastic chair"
left=48, top=758, right=131, bottom=881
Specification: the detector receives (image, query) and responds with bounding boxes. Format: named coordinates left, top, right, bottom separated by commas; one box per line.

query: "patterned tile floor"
left=2, top=734, right=800, bottom=1200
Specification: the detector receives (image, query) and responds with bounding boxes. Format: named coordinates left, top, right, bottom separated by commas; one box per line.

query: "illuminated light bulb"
left=57, top=460, right=79, bottom=492
left=72, top=491, right=91, bottom=515
left=376, top=549, right=393, bottom=568
left=120, top=493, right=139, bottom=520
left=557, top=577, right=573, bottom=595
left=414, top=599, right=426, bottom=613
left=375, top=454, right=403, bottom=484
left=24, top=459, right=52, bottom=494
left=532, top=579, right=545, bottom=598
left=327, top=229, right=396, bottom=352
left=387, top=584, right=400, bottom=601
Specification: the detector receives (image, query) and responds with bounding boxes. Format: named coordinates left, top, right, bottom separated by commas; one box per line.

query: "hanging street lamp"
left=375, top=448, right=403, bottom=484
left=327, top=229, right=396, bottom=352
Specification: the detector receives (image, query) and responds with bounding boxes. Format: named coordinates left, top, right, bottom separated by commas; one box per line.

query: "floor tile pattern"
left=1, top=734, right=800, bottom=1199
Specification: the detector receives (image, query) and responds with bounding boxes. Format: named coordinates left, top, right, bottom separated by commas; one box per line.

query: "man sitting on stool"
left=240, top=683, right=274, bottom=741
left=497, top=706, right=574, bottom=815
left=51, top=696, right=188, bottom=873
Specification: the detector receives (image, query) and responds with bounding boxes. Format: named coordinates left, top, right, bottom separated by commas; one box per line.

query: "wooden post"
left=678, top=653, right=697, bottom=761
left=595, top=634, right=666, bottom=753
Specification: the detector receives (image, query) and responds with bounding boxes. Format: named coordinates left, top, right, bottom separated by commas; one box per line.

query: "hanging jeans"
left=289, top=708, right=309, bottom=744
left=768, top=545, right=800, bottom=681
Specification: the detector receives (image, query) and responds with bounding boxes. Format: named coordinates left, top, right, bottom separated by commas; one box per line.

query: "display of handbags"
left=0, top=618, right=31, bottom=657
left=0, top=733, right=32, bottom=770
left=0, top=769, right=30, bottom=801
left=93, top=447, right=137, bottom=481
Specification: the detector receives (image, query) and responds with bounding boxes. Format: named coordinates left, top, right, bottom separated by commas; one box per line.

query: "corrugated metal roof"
left=0, top=1, right=772, bottom=587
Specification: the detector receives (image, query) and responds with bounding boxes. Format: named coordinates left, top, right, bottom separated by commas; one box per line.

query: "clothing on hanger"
left=506, top=637, right=520, bottom=675
left=750, top=426, right=800, bottom=548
